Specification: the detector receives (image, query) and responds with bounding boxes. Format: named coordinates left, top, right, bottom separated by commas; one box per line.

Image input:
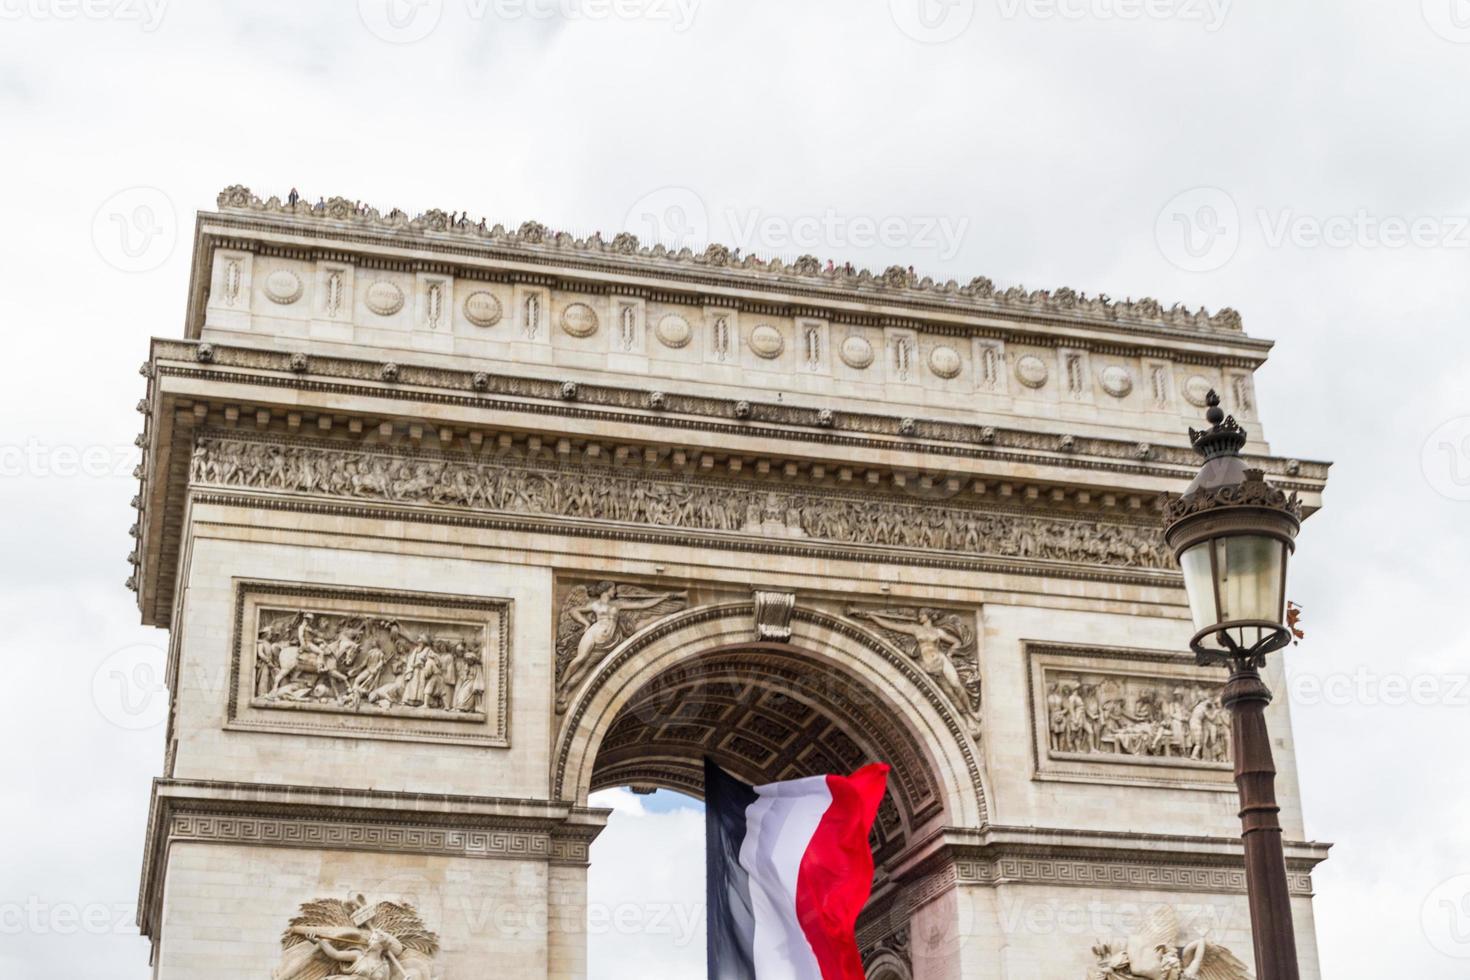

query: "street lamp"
left=1163, top=390, right=1303, bottom=980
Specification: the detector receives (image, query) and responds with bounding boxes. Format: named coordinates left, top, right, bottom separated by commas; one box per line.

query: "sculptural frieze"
left=555, top=582, right=688, bottom=711
left=216, top=185, right=1245, bottom=335
left=1045, top=669, right=1230, bottom=765
left=1086, top=906, right=1250, bottom=980
left=272, top=893, right=442, bottom=980
left=187, top=435, right=1174, bottom=573
left=848, top=606, right=982, bottom=733
left=252, top=607, right=487, bottom=721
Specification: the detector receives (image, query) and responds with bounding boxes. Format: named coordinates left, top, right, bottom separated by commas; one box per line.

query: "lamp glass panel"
left=1179, top=543, right=1221, bottom=635
left=1214, top=535, right=1286, bottom=625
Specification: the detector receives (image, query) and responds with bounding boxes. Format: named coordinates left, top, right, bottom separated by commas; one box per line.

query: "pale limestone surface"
left=126, top=191, right=1332, bottom=978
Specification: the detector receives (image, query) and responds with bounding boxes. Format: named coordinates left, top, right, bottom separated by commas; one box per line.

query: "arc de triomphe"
left=127, top=187, right=1329, bottom=978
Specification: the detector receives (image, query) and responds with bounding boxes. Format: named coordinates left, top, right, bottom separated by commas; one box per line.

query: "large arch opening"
left=558, top=602, right=989, bottom=979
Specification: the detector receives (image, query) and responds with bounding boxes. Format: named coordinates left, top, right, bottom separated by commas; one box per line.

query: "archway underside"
left=588, top=648, right=946, bottom=864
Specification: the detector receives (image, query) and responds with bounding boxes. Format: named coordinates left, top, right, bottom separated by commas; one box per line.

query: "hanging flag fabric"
left=705, top=758, right=890, bottom=980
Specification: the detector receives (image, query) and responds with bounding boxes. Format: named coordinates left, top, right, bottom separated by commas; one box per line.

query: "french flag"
left=705, top=758, right=890, bottom=980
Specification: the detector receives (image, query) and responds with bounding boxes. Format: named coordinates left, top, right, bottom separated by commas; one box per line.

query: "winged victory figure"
left=271, top=893, right=441, bottom=980
left=1086, top=905, right=1253, bottom=980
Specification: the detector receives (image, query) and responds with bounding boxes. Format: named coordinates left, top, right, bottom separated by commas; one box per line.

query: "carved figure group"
left=255, top=610, right=485, bottom=717
left=273, top=893, right=440, bottom=980
left=191, top=437, right=1172, bottom=571
left=1086, top=906, right=1250, bottom=980
left=850, top=607, right=982, bottom=732
left=1048, top=676, right=1228, bottom=763
left=555, top=583, right=688, bottom=711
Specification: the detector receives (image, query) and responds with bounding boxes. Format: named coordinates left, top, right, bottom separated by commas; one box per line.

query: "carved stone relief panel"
left=848, top=605, right=982, bottom=734
left=704, top=306, right=738, bottom=364
left=973, top=338, right=1006, bottom=394
left=188, top=434, right=1176, bottom=576
left=1027, top=642, right=1234, bottom=791
left=316, top=264, right=354, bottom=321
left=228, top=582, right=511, bottom=746
left=1084, top=905, right=1250, bottom=980
left=554, top=581, right=689, bottom=711
left=212, top=250, right=252, bottom=311
left=272, top=893, right=441, bottom=980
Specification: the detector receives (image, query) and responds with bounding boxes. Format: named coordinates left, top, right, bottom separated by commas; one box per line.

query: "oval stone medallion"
left=364, top=280, right=405, bottom=316
left=655, top=314, right=693, bottom=349
left=263, top=269, right=303, bottom=305
left=1015, top=354, right=1049, bottom=388
left=929, top=345, right=963, bottom=379
left=1100, top=365, right=1134, bottom=398
left=838, top=335, right=874, bottom=369
left=749, top=323, right=785, bottom=359
left=463, top=291, right=503, bottom=328
left=560, top=302, right=600, bottom=338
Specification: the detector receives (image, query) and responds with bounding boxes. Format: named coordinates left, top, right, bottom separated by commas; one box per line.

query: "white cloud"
left=587, top=791, right=706, bottom=980
left=0, top=2, right=1465, bottom=977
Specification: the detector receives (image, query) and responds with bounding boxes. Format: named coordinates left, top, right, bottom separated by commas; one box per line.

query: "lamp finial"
left=1190, top=389, right=1247, bottom=460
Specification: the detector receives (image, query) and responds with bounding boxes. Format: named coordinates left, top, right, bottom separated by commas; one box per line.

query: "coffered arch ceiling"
left=590, top=647, right=941, bottom=863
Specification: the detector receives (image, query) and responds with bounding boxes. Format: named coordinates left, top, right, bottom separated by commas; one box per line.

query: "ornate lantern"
left=1164, top=391, right=1302, bottom=667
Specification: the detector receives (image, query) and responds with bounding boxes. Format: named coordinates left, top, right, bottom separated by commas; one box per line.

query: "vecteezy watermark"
left=1287, top=668, right=1470, bottom=708
left=622, top=188, right=970, bottom=262
left=1422, top=0, right=1470, bottom=43
left=0, top=0, right=167, bottom=30
left=0, top=439, right=137, bottom=479
left=1155, top=187, right=1241, bottom=273
left=726, top=208, right=970, bottom=262
left=1423, top=875, right=1470, bottom=958
left=1157, top=190, right=1470, bottom=272
left=624, top=186, right=710, bottom=251
left=92, top=643, right=169, bottom=730
left=994, top=897, right=1239, bottom=939
left=889, top=0, right=977, bottom=43
left=1423, top=417, right=1470, bottom=502
left=1257, top=209, right=1470, bottom=251
left=0, top=899, right=136, bottom=936
left=91, top=186, right=177, bottom=273
left=358, top=0, right=697, bottom=42
left=996, top=0, right=1231, bottom=31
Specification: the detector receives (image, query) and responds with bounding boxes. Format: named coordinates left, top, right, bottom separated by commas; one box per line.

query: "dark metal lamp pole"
left=1163, top=391, right=1303, bottom=980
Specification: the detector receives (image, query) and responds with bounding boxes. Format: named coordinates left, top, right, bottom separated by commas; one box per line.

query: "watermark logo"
left=358, top=0, right=444, bottom=43
left=1423, top=874, right=1470, bottom=958
left=726, top=208, right=970, bottom=261
left=1258, top=209, right=1470, bottom=250
left=1423, top=417, right=1470, bottom=501
left=1155, top=186, right=1240, bottom=272
left=91, top=186, right=177, bottom=273
left=0, top=0, right=168, bottom=30
left=0, top=439, right=136, bottom=479
left=624, top=186, right=709, bottom=251
left=890, top=0, right=976, bottom=43
left=468, top=0, right=700, bottom=30
left=91, top=643, right=168, bottom=730
left=1422, top=0, right=1470, bottom=43
left=996, top=0, right=1230, bottom=31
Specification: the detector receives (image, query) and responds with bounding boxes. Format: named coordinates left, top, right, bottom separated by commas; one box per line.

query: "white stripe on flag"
left=738, top=774, right=832, bottom=980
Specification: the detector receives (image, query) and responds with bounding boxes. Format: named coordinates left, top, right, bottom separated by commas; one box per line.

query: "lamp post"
left=1163, top=390, right=1303, bottom=980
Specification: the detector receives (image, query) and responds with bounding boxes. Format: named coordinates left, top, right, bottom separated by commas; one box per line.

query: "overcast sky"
left=2, top=1, right=1468, bottom=977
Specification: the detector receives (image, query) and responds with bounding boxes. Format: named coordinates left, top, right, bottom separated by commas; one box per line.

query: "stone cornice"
left=856, top=824, right=1328, bottom=952
left=145, top=338, right=1330, bottom=484
left=137, top=779, right=610, bottom=941
left=197, top=186, right=1265, bottom=353
left=130, top=340, right=1328, bottom=626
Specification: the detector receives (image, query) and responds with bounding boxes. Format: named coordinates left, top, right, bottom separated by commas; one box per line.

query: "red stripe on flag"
left=793, top=763, right=890, bottom=980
